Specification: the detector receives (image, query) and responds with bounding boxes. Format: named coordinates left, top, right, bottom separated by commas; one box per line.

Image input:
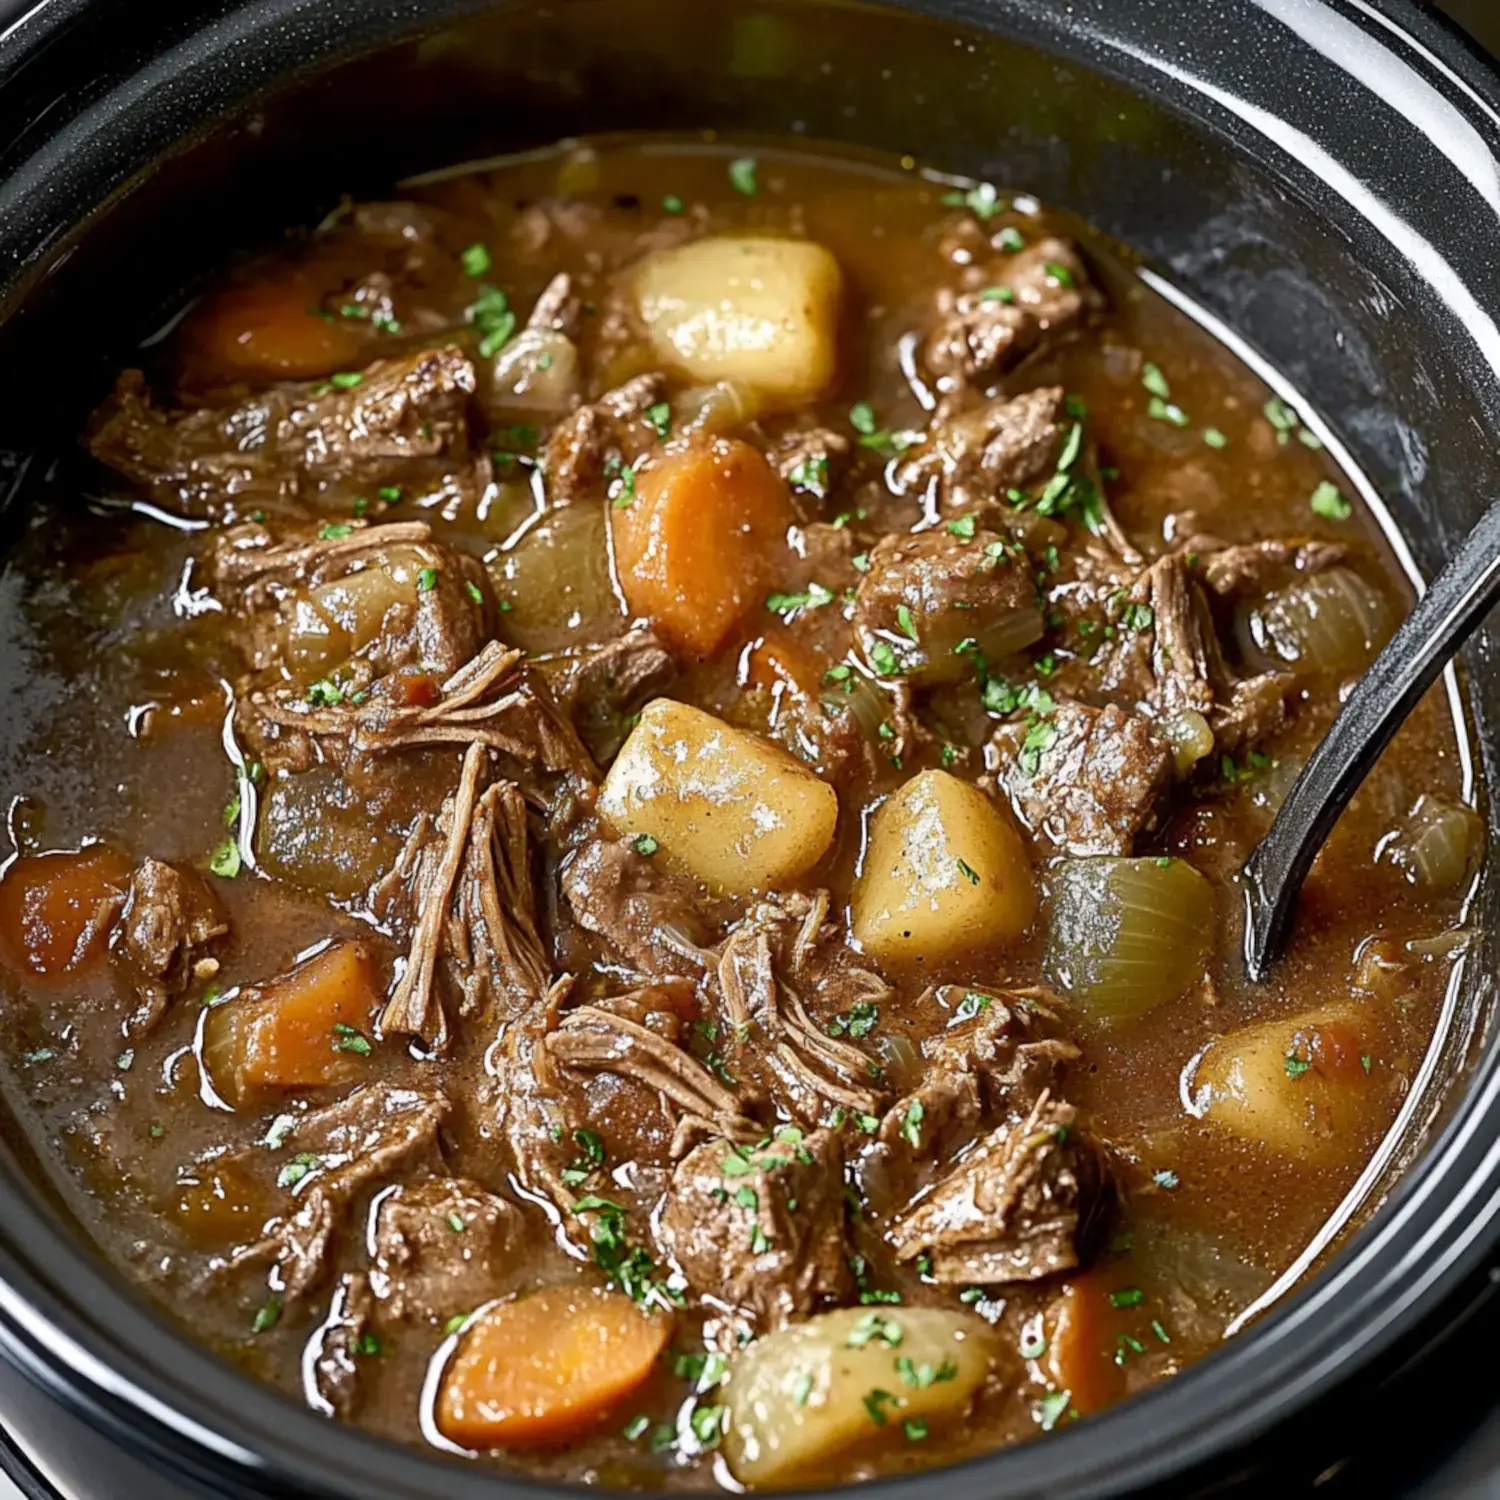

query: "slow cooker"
left=2, top=0, right=1500, bottom=1495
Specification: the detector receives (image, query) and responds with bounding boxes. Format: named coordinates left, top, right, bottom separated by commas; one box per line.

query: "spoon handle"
left=1242, top=499, right=1500, bottom=981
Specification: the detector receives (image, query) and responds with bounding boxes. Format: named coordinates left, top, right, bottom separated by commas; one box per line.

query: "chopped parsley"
left=899, top=1099, right=925, bottom=1149
left=622, top=1413, right=652, bottom=1441
left=995, top=225, right=1025, bottom=252
left=1038, top=1389, right=1072, bottom=1431
left=318, top=521, right=354, bottom=540
left=728, top=157, right=759, bottom=196
left=306, top=678, right=343, bottom=707
left=252, top=1298, right=283, bottom=1334
left=953, top=991, right=990, bottom=1023
left=465, top=284, right=517, bottom=357
left=941, top=181, right=1004, bottom=221
left=277, top=1152, right=321, bottom=1189
left=896, top=1355, right=957, bottom=1388
left=979, top=285, right=1015, bottom=303
left=1148, top=395, right=1189, bottom=427
left=417, top=566, right=438, bottom=592
left=766, top=582, right=835, bottom=615
left=460, top=242, right=492, bottom=277
left=464, top=579, right=484, bottom=605
left=956, top=858, right=980, bottom=886
left=862, top=1388, right=900, bottom=1425
left=209, top=838, right=241, bottom=879
left=1153, top=1169, right=1180, bottom=1190
left=329, top=371, right=363, bottom=390
left=573, top=1198, right=681, bottom=1310
left=1043, top=260, right=1075, bottom=287
left=826, top=1000, right=880, bottom=1039
left=1141, top=362, right=1171, bottom=399
left=868, top=640, right=900, bottom=676
left=1310, top=480, right=1352, bottom=520
left=903, top=1418, right=929, bottom=1443
left=1284, top=1047, right=1312, bottom=1079
left=633, top=833, right=660, bottom=857
left=1203, top=426, right=1228, bottom=449
left=788, top=454, right=830, bottom=498
left=1109, top=1287, right=1145, bottom=1309
left=847, top=1311, right=904, bottom=1349
left=662, top=193, right=686, bottom=215
left=646, top=400, right=672, bottom=437
left=331, top=1022, right=372, bottom=1057
left=946, top=514, right=977, bottom=539
left=1263, top=396, right=1301, bottom=442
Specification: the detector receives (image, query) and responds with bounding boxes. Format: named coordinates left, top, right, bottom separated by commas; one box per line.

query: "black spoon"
left=1242, top=501, right=1500, bottom=981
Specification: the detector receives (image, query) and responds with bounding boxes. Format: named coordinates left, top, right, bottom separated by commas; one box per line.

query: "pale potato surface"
left=632, top=236, right=842, bottom=405
left=598, top=698, right=838, bottom=895
left=1191, top=1003, right=1377, bottom=1158
left=723, top=1306, right=996, bottom=1486
left=852, top=770, right=1035, bottom=965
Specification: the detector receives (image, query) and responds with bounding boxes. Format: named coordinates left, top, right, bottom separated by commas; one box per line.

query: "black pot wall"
left=1, top=2, right=1500, bottom=1498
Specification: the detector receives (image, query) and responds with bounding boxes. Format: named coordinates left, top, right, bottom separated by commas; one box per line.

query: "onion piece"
left=1046, top=857, right=1214, bottom=1023
left=487, top=328, right=580, bottom=415
left=1388, top=795, right=1483, bottom=892
left=1236, top=566, right=1394, bottom=676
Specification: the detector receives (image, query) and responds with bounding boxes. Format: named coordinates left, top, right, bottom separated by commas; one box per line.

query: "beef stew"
left=0, top=134, right=1480, bottom=1488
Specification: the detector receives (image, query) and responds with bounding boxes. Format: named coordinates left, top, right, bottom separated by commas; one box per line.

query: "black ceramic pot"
left=2, top=1, right=1500, bottom=1496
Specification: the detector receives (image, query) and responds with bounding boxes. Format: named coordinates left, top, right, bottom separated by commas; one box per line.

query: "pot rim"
left=0, top=1, right=1498, bottom=1496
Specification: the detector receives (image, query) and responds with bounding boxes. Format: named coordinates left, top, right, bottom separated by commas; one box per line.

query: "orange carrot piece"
left=185, top=277, right=366, bottom=381
left=438, top=1284, right=672, bottom=1450
left=202, top=941, right=377, bottom=1102
left=0, top=846, right=133, bottom=981
left=1045, top=1273, right=1132, bottom=1415
left=611, top=436, right=795, bottom=658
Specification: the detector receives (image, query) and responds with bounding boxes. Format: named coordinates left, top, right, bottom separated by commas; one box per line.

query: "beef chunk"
left=213, top=519, right=490, bottom=686
left=852, top=526, right=1042, bottom=683
left=773, top=426, right=851, bottom=505
left=547, top=629, right=677, bottom=765
left=112, top=859, right=227, bottom=1032
left=90, top=348, right=479, bottom=520
left=307, top=1273, right=378, bottom=1419
left=1099, top=552, right=1293, bottom=755
left=234, top=1084, right=450, bottom=1301
left=1197, top=538, right=1346, bottom=599
left=370, top=1177, right=524, bottom=1322
left=374, top=746, right=551, bottom=1045
left=659, top=1128, right=852, bottom=1332
left=922, top=236, right=1099, bottom=390
left=893, top=386, right=1068, bottom=515
left=561, top=830, right=723, bottom=976
left=889, top=1092, right=1108, bottom=1284
left=542, top=373, right=667, bottom=503
left=714, top=892, right=888, bottom=1125
left=995, top=701, right=1173, bottom=856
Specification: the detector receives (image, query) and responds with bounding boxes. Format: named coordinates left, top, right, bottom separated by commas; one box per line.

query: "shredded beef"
left=307, top=1273, right=377, bottom=1419
left=889, top=1091, right=1108, bottom=1284
left=542, top=373, right=667, bottom=503
left=996, top=701, right=1173, bottom=856
left=660, top=1127, right=852, bottom=1334
left=111, top=859, right=227, bottom=1032
left=374, top=743, right=551, bottom=1046
left=1197, top=538, right=1346, bottom=599
left=922, top=236, right=1099, bottom=390
left=893, top=385, right=1068, bottom=515
left=548, top=629, right=677, bottom=765
left=369, top=1177, right=524, bottom=1321
left=773, top=426, right=851, bottom=505
left=89, top=347, right=479, bottom=520
left=232, top=1084, right=450, bottom=1301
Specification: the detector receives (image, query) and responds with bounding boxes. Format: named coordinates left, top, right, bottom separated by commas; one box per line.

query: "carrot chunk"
left=202, top=941, right=377, bottom=1103
left=611, top=436, right=795, bottom=658
left=0, top=846, right=133, bottom=981
left=438, top=1284, right=671, bottom=1450
left=1044, top=1273, right=1133, bottom=1415
left=185, top=277, right=366, bottom=381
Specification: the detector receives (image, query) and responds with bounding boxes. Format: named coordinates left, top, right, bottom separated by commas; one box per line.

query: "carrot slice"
left=611, top=436, right=795, bottom=658
left=185, top=277, right=366, bottom=381
left=0, top=846, right=133, bottom=981
left=202, top=941, right=377, bottom=1103
left=1044, top=1273, right=1133, bottom=1415
left=438, top=1284, right=672, bottom=1450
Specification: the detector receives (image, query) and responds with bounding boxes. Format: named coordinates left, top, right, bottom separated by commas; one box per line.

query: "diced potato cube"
left=852, top=770, right=1035, bottom=965
left=1191, top=1004, right=1378, bottom=1158
left=723, top=1305, right=995, bottom=1486
left=598, top=698, right=838, bottom=895
left=632, top=236, right=842, bottom=405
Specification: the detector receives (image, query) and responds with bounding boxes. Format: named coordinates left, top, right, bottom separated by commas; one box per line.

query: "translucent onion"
left=910, top=604, right=1046, bottom=686
left=489, top=504, right=623, bottom=652
left=284, top=554, right=422, bottom=678
left=675, top=378, right=760, bottom=436
left=1390, top=796, right=1482, bottom=892
left=821, top=668, right=889, bottom=741
left=1157, top=708, right=1214, bottom=777
left=1046, top=857, right=1214, bottom=1023
left=258, top=766, right=398, bottom=899
left=1237, top=566, right=1395, bottom=676
left=869, top=1031, right=923, bottom=1093
left=487, top=328, right=580, bottom=415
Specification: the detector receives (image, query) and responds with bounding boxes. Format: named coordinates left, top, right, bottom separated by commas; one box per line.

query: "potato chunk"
left=852, top=770, right=1035, bottom=965
left=632, top=237, right=842, bottom=405
left=1191, top=1004, right=1378, bottom=1158
left=598, top=698, right=837, bottom=895
left=723, top=1306, right=995, bottom=1486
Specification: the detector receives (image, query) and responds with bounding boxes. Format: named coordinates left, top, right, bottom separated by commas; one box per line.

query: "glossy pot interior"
left=1, top=1, right=1499, bottom=1497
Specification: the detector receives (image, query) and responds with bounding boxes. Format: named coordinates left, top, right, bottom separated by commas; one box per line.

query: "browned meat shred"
left=112, top=859, right=227, bottom=1032
left=660, top=1127, right=853, bottom=1336
left=542, top=372, right=667, bottom=503
left=890, top=1091, right=1109, bottom=1284
left=307, top=1273, right=377, bottom=1419
left=89, top=348, right=480, bottom=520
left=995, top=701, right=1174, bottom=856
